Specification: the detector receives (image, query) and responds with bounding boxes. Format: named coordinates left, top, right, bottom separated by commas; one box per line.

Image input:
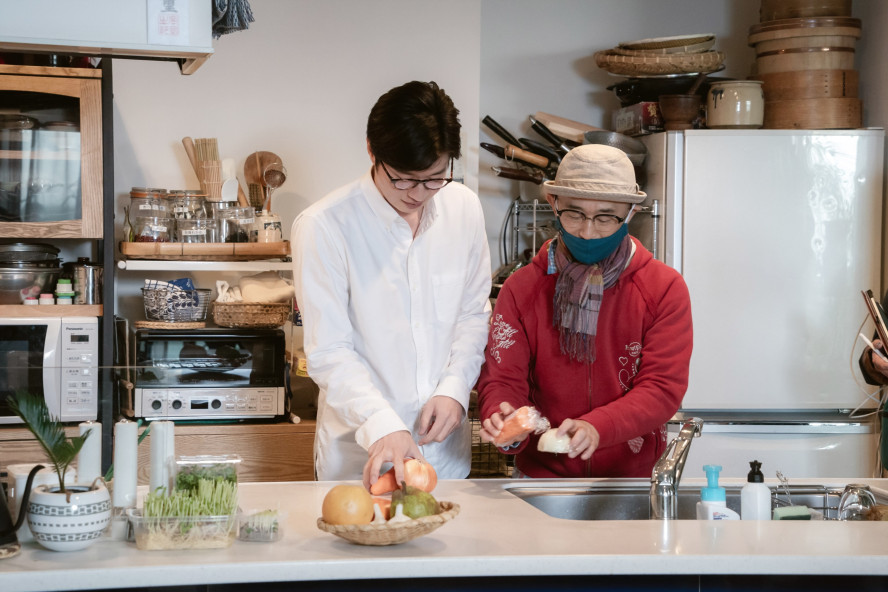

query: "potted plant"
left=8, top=392, right=111, bottom=552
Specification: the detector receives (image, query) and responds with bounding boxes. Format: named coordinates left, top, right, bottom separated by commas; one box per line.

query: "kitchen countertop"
left=3, top=477, right=888, bottom=591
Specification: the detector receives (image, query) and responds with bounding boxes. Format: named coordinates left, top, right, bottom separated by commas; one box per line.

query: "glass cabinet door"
left=0, top=66, right=102, bottom=238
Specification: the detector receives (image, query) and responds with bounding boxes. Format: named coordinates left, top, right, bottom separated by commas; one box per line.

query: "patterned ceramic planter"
left=26, top=482, right=111, bottom=552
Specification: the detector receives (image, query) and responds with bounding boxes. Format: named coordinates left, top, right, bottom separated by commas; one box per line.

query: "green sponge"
left=773, top=506, right=812, bottom=520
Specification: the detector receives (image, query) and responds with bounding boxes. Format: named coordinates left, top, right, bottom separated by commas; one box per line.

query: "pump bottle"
left=741, top=460, right=771, bottom=520
left=696, top=464, right=740, bottom=520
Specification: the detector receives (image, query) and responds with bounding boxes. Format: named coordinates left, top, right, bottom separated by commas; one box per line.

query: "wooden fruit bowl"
left=316, top=501, right=459, bottom=546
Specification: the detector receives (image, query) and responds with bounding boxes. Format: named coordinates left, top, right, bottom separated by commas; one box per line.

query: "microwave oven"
left=124, top=327, right=287, bottom=421
left=0, top=316, right=99, bottom=424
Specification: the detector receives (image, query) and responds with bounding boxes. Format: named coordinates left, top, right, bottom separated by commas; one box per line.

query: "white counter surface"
left=3, top=477, right=888, bottom=591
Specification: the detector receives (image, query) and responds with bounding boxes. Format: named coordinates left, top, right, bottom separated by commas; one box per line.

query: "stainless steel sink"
left=505, top=482, right=885, bottom=521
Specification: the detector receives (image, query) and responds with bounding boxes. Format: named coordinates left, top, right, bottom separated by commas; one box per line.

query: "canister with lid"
left=66, top=257, right=103, bottom=305
left=177, top=218, right=217, bottom=243
left=134, top=216, right=173, bottom=242
left=251, top=211, right=283, bottom=243
left=172, top=193, right=207, bottom=220
left=130, top=187, right=171, bottom=217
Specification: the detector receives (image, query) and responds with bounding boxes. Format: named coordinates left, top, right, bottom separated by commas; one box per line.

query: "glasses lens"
left=559, top=210, right=586, bottom=230
left=423, top=179, right=450, bottom=190
left=392, top=180, right=418, bottom=190
left=593, top=214, right=622, bottom=230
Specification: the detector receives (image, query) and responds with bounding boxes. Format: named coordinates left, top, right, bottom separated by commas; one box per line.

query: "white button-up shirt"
left=292, top=170, right=491, bottom=480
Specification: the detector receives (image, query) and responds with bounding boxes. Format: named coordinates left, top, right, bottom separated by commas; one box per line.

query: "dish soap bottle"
left=696, top=464, right=740, bottom=520
left=740, top=460, right=771, bottom=520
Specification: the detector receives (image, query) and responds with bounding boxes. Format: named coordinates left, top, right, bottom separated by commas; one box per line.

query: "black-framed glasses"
left=553, top=204, right=625, bottom=233
left=379, top=160, right=454, bottom=190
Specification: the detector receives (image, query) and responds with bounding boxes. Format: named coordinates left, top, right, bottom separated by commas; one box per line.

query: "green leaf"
left=7, top=391, right=91, bottom=493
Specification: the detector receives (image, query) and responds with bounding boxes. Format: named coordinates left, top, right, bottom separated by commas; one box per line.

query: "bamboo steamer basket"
left=748, top=17, right=861, bottom=45
left=752, top=69, right=858, bottom=101
left=752, top=34, right=858, bottom=55
left=759, top=0, right=852, bottom=21
left=754, top=47, right=855, bottom=74
left=763, top=97, right=861, bottom=129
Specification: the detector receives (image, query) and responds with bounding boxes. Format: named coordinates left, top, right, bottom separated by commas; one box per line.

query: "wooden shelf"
left=119, top=241, right=290, bottom=261
left=0, top=420, right=315, bottom=483
left=0, top=149, right=80, bottom=160
left=0, top=304, right=102, bottom=316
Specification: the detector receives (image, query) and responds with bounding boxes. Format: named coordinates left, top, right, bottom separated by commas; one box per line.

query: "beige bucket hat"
left=543, top=144, right=646, bottom=204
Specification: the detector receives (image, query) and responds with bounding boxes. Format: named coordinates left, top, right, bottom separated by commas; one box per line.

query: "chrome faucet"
left=650, top=417, right=704, bottom=520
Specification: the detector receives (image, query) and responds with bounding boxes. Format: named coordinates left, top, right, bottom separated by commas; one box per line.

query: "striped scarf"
left=552, top=235, right=633, bottom=363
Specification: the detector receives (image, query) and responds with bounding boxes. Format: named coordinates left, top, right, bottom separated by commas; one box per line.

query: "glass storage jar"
left=217, top=206, right=255, bottom=243
left=130, top=187, right=171, bottom=217
left=172, top=193, right=207, bottom=220
left=134, top=216, right=174, bottom=242
left=177, top=218, right=217, bottom=243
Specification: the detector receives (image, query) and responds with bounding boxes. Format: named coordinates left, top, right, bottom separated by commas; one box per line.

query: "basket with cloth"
left=214, top=272, right=293, bottom=328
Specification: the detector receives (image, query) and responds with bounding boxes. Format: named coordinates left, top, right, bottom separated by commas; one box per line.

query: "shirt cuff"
left=355, top=407, right=410, bottom=450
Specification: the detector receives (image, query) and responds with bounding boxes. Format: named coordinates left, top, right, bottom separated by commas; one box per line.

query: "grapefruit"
left=321, top=484, right=374, bottom=525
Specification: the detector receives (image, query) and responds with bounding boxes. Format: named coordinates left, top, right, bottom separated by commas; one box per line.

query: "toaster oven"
left=123, top=327, right=287, bottom=421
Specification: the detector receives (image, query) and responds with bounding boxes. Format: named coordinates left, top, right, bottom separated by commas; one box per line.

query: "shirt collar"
left=360, top=167, right=440, bottom=235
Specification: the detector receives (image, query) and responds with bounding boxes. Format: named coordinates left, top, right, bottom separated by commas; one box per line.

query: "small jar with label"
left=39, top=293, right=55, bottom=305
left=177, top=218, right=216, bottom=243
left=173, top=193, right=207, bottom=220
left=218, top=206, right=255, bottom=243
left=55, top=278, right=75, bottom=300
left=134, top=216, right=173, bottom=242
left=251, top=211, right=283, bottom=243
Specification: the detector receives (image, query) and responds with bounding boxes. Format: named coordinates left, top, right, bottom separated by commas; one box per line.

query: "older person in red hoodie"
left=478, top=144, right=693, bottom=478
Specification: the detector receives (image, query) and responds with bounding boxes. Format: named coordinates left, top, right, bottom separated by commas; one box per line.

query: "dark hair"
left=366, top=81, right=461, bottom=172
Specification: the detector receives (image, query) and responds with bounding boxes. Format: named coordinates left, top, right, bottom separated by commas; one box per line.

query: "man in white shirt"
left=292, top=81, right=492, bottom=488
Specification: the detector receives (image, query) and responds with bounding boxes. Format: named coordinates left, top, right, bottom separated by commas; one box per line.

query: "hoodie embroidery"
left=618, top=341, right=642, bottom=390
left=490, top=314, right=517, bottom=363
left=627, top=436, right=643, bottom=454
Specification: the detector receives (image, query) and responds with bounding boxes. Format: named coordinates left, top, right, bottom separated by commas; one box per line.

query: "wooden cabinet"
left=0, top=64, right=103, bottom=238
left=0, top=420, right=315, bottom=483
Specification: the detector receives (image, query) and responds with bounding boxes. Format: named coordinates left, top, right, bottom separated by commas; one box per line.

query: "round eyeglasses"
left=380, top=161, right=454, bottom=191
left=553, top=206, right=625, bottom=233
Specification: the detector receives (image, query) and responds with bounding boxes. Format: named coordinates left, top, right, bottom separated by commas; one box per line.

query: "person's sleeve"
left=581, top=272, right=693, bottom=448
left=430, top=197, right=493, bottom=414
left=292, top=213, right=408, bottom=450
left=476, top=277, right=533, bottom=454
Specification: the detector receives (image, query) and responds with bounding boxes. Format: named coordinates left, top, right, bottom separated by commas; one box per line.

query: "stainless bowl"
left=0, top=266, right=61, bottom=303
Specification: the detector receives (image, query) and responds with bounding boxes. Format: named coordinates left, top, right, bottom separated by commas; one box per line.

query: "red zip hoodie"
left=478, top=237, right=693, bottom=478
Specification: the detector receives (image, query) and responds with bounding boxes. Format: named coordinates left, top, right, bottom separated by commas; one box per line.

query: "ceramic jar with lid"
left=706, top=80, right=765, bottom=129
left=251, top=211, right=283, bottom=243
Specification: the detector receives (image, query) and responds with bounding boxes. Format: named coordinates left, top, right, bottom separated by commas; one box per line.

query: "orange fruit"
left=321, top=484, right=374, bottom=525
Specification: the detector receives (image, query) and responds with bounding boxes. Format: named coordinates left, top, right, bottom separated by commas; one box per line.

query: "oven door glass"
left=0, top=324, right=50, bottom=417
left=134, top=329, right=285, bottom=388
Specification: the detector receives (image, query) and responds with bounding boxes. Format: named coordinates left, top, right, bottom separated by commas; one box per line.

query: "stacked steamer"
left=749, top=0, right=861, bottom=129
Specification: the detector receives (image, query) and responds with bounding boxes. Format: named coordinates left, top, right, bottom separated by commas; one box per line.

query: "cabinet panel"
left=1, top=421, right=315, bottom=484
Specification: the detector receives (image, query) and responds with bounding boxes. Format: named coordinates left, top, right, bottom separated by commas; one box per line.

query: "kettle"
left=0, top=464, right=44, bottom=559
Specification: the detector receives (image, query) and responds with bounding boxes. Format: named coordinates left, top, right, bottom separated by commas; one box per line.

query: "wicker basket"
left=594, top=49, right=725, bottom=76
left=142, top=288, right=211, bottom=322
left=317, top=501, right=459, bottom=546
left=213, top=301, right=290, bottom=328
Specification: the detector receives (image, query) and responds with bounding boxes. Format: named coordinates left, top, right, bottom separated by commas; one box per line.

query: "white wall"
left=111, top=0, right=887, bottom=275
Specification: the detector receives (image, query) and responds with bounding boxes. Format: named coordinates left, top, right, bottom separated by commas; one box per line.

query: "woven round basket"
left=618, top=33, right=715, bottom=51
left=317, top=501, right=459, bottom=546
left=594, top=50, right=725, bottom=76
left=213, top=301, right=290, bottom=328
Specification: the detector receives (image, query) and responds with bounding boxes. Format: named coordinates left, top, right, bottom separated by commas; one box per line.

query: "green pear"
left=390, top=480, right=439, bottom=519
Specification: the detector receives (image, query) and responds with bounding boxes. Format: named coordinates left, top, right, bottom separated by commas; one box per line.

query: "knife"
left=482, top=115, right=522, bottom=148
left=481, top=142, right=551, bottom=170
left=491, top=166, right=544, bottom=184
left=528, top=115, right=573, bottom=155
left=518, top=138, right=562, bottom=163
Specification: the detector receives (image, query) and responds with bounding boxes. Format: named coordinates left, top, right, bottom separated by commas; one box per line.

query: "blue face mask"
left=555, top=218, right=628, bottom=265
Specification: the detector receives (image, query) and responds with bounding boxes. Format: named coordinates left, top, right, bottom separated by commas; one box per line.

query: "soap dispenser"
left=741, top=460, right=771, bottom=520
left=696, top=464, right=740, bottom=520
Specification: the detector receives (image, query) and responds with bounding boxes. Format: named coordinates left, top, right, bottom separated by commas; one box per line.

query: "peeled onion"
left=537, top=429, right=571, bottom=454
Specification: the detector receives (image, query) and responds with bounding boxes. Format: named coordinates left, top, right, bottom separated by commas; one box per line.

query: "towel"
left=240, top=271, right=293, bottom=303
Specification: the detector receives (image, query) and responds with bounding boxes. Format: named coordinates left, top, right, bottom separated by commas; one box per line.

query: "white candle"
left=76, top=421, right=102, bottom=486
left=149, top=421, right=176, bottom=494
left=112, top=419, right=138, bottom=509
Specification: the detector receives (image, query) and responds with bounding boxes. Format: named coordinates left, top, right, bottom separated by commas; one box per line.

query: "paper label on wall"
left=147, top=0, right=190, bottom=46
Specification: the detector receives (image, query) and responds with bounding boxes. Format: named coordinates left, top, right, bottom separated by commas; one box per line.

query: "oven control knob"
left=211, top=399, right=222, bottom=409
left=171, top=400, right=182, bottom=410
left=151, top=400, right=162, bottom=411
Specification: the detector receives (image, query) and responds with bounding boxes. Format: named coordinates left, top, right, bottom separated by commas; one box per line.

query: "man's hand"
left=417, top=395, right=465, bottom=446
left=555, top=418, right=600, bottom=460
left=479, top=401, right=525, bottom=446
left=872, top=339, right=888, bottom=378
left=362, top=430, right=424, bottom=490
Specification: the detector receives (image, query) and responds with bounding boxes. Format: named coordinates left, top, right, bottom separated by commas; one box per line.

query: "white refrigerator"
left=633, top=130, right=885, bottom=479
